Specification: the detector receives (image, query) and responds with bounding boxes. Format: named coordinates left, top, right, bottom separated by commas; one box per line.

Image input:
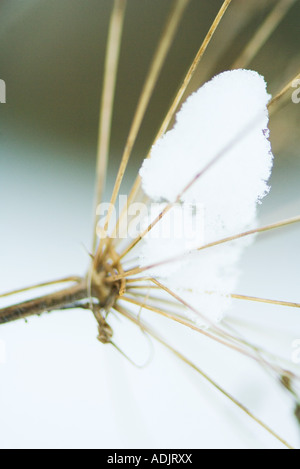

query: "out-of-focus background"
left=0, top=0, right=300, bottom=449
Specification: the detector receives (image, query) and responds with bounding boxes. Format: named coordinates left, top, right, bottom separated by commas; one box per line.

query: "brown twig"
left=0, top=280, right=88, bottom=325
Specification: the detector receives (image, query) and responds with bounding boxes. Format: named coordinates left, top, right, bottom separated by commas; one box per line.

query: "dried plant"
left=0, top=0, right=300, bottom=449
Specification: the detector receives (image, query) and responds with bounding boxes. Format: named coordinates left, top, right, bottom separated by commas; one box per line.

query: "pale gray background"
left=0, top=0, right=300, bottom=449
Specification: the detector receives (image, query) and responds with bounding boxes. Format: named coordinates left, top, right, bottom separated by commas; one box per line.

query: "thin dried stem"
left=231, top=293, right=300, bottom=309
left=223, top=317, right=300, bottom=387
left=124, top=290, right=185, bottom=310
left=226, top=315, right=300, bottom=371
left=119, top=203, right=173, bottom=260
left=268, top=71, right=300, bottom=110
left=125, top=277, right=153, bottom=284
left=92, top=0, right=127, bottom=253
left=108, top=215, right=300, bottom=282
left=94, top=0, right=190, bottom=258
left=149, top=279, right=287, bottom=371
left=0, top=276, right=82, bottom=299
left=118, top=110, right=262, bottom=260
left=124, top=284, right=300, bottom=382
left=223, top=317, right=300, bottom=377
left=148, top=0, right=233, bottom=139
left=111, top=0, right=233, bottom=239
left=115, top=304, right=293, bottom=449
left=232, top=0, right=297, bottom=69
left=165, top=348, right=294, bottom=450
left=120, top=293, right=298, bottom=384
left=120, top=295, right=276, bottom=367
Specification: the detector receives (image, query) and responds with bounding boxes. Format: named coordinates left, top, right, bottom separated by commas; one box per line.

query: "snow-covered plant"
left=1, top=0, right=300, bottom=450
left=139, top=69, right=273, bottom=326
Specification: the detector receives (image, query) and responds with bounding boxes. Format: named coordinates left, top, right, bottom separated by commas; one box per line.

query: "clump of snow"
left=137, top=70, right=274, bottom=327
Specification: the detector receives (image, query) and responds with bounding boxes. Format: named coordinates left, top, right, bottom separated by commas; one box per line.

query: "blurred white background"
left=0, top=0, right=300, bottom=449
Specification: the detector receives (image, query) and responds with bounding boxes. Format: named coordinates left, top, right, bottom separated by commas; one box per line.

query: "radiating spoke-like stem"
left=92, top=0, right=127, bottom=253
left=118, top=111, right=263, bottom=260
left=148, top=279, right=292, bottom=377
left=123, top=283, right=300, bottom=382
left=94, top=0, right=190, bottom=260
left=119, top=203, right=173, bottom=260
left=268, top=71, right=300, bottom=110
left=231, top=293, right=300, bottom=309
left=0, top=276, right=82, bottom=299
left=232, top=0, right=297, bottom=69
left=225, top=315, right=300, bottom=374
left=123, top=282, right=299, bottom=385
left=111, top=0, right=233, bottom=240
left=127, top=285, right=161, bottom=291
left=109, top=215, right=300, bottom=281
left=125, top=277, right=153, bottom=284
left=149, top=0, right=233, bottom=140
left=119, top=295, right=278, bottom=369
left=115, top=304, right=294, bottom=450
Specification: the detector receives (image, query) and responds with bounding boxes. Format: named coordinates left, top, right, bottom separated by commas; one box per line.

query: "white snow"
left=137, top=70, right=274, bottom=326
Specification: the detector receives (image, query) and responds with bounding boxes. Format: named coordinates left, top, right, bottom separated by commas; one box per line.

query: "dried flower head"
left=1, top=0, right=300, bottom=450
